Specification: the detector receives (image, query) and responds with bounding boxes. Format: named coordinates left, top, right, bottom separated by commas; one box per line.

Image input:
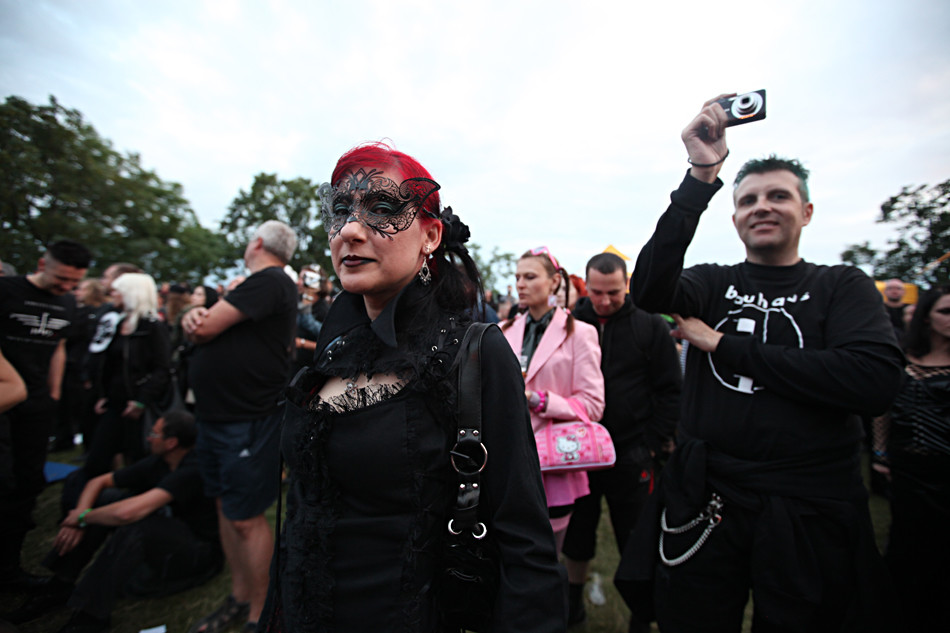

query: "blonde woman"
left=84, top=273, right=170, bottom=476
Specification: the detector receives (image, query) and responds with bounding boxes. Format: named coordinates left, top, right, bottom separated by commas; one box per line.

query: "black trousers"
left=886, top=454, right=950, bottom=633
left=0, top=396, right=56, bottom=571
left=562, top=457, right=653, bottom=560
left=654, top=499, right=855, bottom=633
left=83, top=404, right=148, bottom=478
left=43, top=485, right=221, bottom=622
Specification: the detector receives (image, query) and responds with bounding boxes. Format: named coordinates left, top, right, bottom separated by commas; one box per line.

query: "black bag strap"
left=447, top=322, right=494, bottom=539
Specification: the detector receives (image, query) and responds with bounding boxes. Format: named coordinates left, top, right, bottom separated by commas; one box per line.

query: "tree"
left=841, top=179, right=950, bottom=288
left=0, top=95, right=229, bottom=283
left=468, top=243, right=516, bottom=296
left=220, top=173, right=331, bottom=275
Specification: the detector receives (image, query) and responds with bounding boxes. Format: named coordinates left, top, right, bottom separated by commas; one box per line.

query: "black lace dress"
left=260, top=282, right=566, bottom=633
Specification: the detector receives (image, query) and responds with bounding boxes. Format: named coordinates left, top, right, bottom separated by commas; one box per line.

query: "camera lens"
left=731, top=92, right=763, bottom=118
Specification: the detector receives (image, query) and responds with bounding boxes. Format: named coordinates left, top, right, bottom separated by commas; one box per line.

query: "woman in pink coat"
left=502, top=247, right=605, bottom=552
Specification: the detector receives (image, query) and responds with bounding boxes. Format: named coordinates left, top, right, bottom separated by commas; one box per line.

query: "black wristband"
left=687, top=149, right=730, bottom=168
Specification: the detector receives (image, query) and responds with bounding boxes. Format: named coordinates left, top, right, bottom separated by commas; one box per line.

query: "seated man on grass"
left=5, top=409, right=222, bottom=633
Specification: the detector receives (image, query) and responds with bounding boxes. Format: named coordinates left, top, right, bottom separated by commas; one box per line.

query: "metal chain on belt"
left=659, top=493, right=724, bottom=567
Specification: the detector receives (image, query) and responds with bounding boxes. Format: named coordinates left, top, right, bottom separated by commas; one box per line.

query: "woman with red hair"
left=260, top=143, right=564, bottom=632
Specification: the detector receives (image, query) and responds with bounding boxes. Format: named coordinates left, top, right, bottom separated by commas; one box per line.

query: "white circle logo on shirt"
left=707, top=304, right=804, bottom=394
left=88, top=311, right=121, bottom=353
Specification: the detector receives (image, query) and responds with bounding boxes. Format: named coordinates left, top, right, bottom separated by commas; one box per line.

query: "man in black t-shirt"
left=182, top=220, right=297, bottom=632
left=4, top=410, right=221, bottom=632
left=615, top=96, right=905, bottom=632
left=0, top=240, right=91, bottom=592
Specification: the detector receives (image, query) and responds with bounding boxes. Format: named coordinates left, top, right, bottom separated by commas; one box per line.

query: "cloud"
left=2, top=0, right=949, bottom=280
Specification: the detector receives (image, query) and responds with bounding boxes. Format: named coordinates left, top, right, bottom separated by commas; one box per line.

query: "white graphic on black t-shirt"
left=708, top=302, right=804, bottom=394
left=10, top=312, right=71, bottom=337
left=89, top=311, right=121, bottom=353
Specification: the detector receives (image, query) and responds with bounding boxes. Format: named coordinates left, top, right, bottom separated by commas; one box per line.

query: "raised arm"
left=632, top=96, right=732, bottom=315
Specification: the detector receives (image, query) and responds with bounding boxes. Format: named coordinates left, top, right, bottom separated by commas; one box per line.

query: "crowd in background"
left=0, top=110, right=946, bottom=633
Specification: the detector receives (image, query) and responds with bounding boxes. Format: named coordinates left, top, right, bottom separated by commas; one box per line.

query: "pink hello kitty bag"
left=534, top=398, right=616, bottom=473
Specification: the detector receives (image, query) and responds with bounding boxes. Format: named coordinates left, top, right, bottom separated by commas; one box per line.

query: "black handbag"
left=438, top=322, right=499, bottom=633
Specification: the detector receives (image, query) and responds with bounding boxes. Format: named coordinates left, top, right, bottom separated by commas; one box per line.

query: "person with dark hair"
left=615, top=96, right=905, bottom=632
left=501, top=246, right=606, bottom=554
left=3, top=410, right=221, bottom=633
left=563, top=251, right=681, bottom=630
left=52, top=278, right=108, bottom=452
left=190, top=284, right=220, bottom=310
left=0, top=239, right=91, bottom=591
left=872, top=284, right=950, bottom=632
left=259, top=143, right=564, bottom=632
left=182, top=220, right=298, bottom=633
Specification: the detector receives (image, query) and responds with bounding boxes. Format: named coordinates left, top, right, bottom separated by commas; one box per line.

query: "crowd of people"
left=0, top=93, right=945, bottom=633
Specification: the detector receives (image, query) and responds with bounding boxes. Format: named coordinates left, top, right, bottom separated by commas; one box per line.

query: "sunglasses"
left=530, top=246, right=561, bottom=271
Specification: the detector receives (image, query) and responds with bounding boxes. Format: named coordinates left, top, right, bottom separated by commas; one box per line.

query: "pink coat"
left=503, top=308, right=606, bottom=508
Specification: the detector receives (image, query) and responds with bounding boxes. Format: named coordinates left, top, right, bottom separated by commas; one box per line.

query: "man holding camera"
left=617, top=95, right=904, bottom=632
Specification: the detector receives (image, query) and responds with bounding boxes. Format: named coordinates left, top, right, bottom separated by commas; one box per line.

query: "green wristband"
left=78, top=508, right=91, bottom=528
left=133, top=401, right=145, bottom=409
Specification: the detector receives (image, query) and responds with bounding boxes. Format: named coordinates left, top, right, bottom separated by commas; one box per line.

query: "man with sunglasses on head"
left=615, top=95, right=905, bottom=633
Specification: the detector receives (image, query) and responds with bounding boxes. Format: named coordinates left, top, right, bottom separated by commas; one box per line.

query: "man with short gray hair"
left=182, top=221, right=297, bottom=632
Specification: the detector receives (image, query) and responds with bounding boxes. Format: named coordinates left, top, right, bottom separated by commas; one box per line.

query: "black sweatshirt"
left=631, top=172, right=904, bottom=464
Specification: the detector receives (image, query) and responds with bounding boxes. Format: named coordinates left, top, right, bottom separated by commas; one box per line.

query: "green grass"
left=2, top=449, right=891, bottom=633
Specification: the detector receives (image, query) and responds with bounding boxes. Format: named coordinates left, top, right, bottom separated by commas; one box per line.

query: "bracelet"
left=78, top=508, right=91, bottom=528
left=687, top=148, right=730, bottom=168
left=532, top=391, right=547, bottom=414
left=133, top=401, right=145, bottom=409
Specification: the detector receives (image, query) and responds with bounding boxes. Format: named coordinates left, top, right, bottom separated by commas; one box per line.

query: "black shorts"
left=195, top=413, right=281, bottom=521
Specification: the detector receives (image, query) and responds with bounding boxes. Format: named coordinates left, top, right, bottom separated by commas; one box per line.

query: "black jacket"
left=573, top=295, right=681, bottom=459
left=93, top=316, right=171, bottom=410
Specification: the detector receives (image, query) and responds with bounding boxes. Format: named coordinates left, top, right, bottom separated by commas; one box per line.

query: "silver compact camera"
left=716, top=90, right=766, bottom=127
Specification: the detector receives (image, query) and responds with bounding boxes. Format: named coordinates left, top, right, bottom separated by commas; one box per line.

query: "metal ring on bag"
left=471, top=522, right=488, bottom=539
left=447, top=519, right=488, bottom=539
left=449, top=443, right=488, bottom=474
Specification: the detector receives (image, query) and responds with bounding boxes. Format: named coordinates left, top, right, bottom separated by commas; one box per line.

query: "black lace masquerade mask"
left=319, top=168, right=441, bottom=240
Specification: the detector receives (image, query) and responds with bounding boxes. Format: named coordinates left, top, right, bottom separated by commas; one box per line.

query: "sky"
left=2, top=0, right=949, bottom=285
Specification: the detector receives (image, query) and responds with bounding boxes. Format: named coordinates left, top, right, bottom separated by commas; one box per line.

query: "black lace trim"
left=312, top=381, right=407, bottom=414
